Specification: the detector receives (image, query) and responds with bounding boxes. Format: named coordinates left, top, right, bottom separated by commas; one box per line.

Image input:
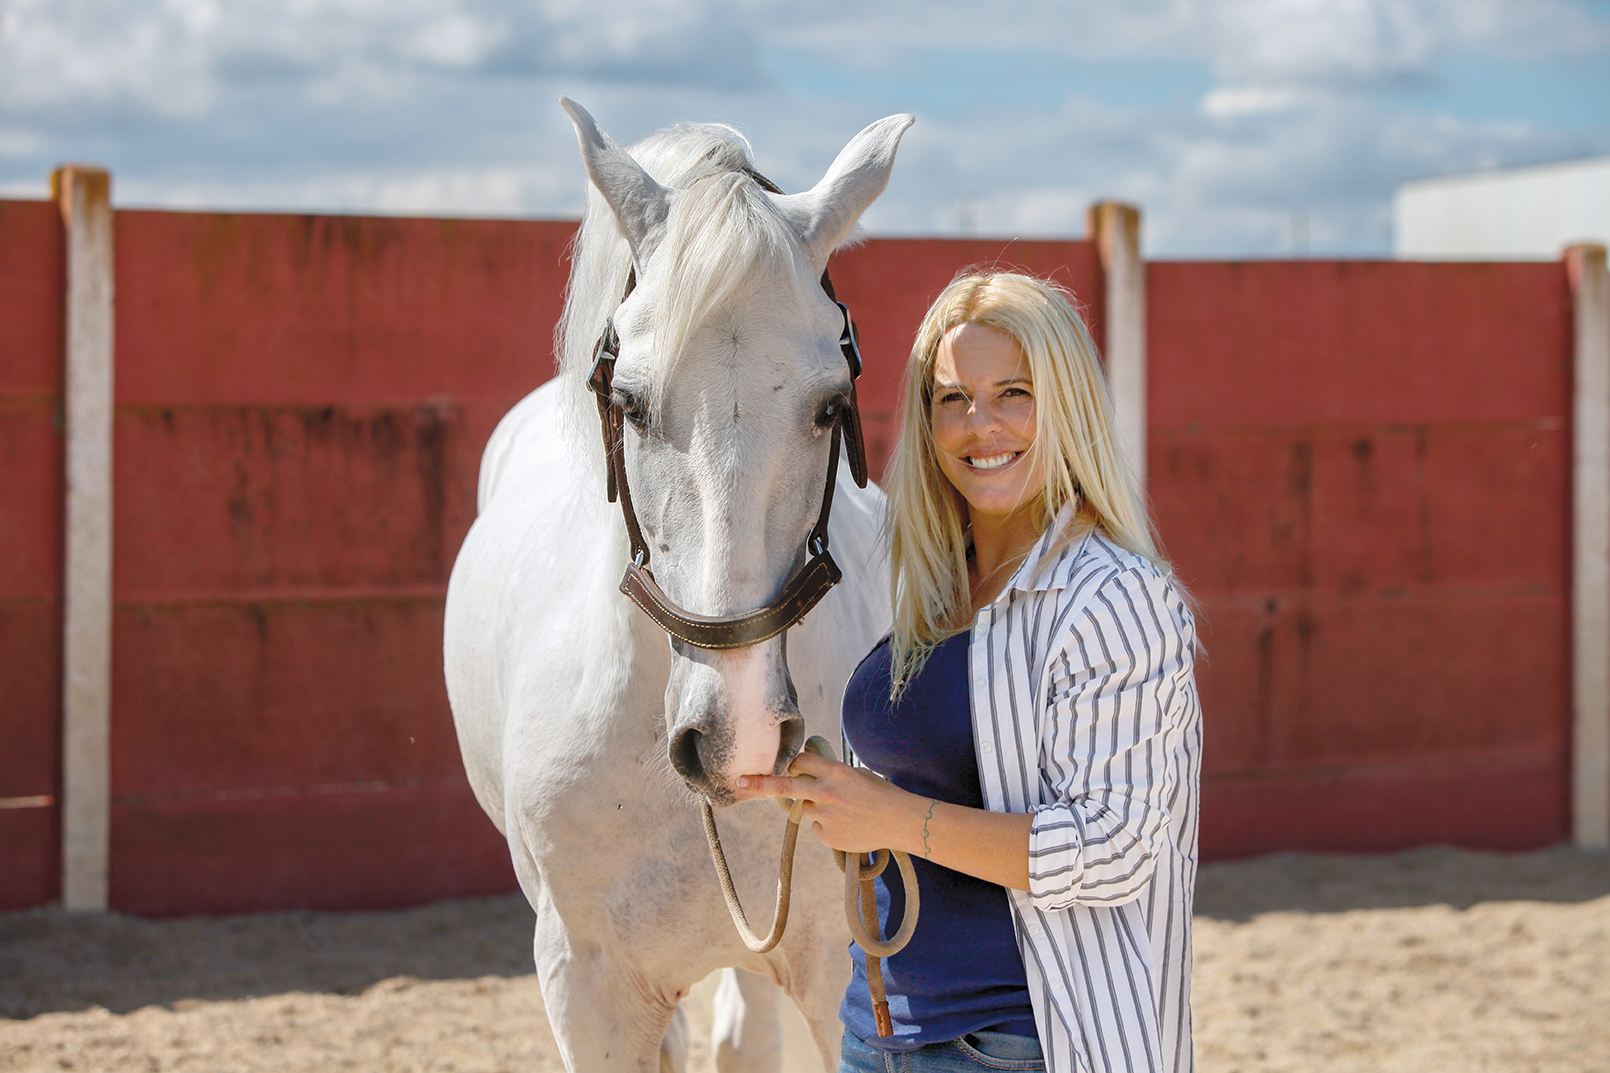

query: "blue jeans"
left=839, top=1027, right=1045, bottom=1073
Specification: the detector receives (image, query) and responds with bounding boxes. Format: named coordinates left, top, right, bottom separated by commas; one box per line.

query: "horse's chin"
left=699, top=783, right=740, bottom=809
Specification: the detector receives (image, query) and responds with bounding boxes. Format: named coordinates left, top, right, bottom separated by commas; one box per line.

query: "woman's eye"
left=936, top=391, right=968, bottom=407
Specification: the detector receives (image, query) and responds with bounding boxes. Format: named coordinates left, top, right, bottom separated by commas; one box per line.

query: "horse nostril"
left=774, top=715, right=805, bottom=774
left=670, top=726, right=705, bottom=783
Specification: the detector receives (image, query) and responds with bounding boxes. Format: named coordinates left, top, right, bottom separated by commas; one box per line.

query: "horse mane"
left=555, top=122, right=818, bottom=449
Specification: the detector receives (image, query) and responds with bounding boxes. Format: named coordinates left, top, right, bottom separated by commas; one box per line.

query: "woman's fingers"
left=785, top=751, right=835, bottom=778
left=733, top=773, right=801, bottom=798
left=733, top=765, right=915, bottom=855
left=734, top=751, right=849, bottom=797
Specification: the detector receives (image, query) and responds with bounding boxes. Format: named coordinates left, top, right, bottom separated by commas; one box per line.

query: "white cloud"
left=401, top=14, right=501, bottom=69
left=1, top=0, right=1606, bottom=255
left=0, top=124, right=42, bottom=157
left=1200, top=86, right=1315, bottom=118
left=0, top=0, right=213, bottom=113
left=0, top=0, right=767, bottom=114
left=1206, top=0, right=1448, bottom=90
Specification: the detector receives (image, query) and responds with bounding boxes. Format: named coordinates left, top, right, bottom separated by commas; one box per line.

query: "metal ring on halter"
left=835, top=301, right=862, bottom=378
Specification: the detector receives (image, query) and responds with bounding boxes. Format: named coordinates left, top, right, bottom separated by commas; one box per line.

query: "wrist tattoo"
left=921, top=800, right=935, bottom=860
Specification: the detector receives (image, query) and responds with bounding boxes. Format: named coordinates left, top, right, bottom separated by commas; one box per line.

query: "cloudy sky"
left=2, top=0, right=1608, bottom=255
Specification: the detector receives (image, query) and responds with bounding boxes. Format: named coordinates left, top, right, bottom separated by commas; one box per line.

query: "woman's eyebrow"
left=933, top=376, right=1032, bottom=391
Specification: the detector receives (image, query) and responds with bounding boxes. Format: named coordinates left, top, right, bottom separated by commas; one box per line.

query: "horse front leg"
left=661, top=1003, right=691, bottom=1073
left=710, top=967, right=782, bottom=1073
left=533, top=907, right=683, bottom=1073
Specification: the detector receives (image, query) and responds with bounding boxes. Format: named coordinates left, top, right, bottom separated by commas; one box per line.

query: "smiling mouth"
left=967, top=451, right=1022, bottom=470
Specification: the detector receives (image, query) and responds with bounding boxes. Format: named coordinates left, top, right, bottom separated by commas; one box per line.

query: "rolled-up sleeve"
left=1025, top=566, right=1196, bottom=912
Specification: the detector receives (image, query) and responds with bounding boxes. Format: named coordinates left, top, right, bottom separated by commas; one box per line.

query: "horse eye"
left=814, top=395, right=847, bottom=430
left=615, top=390, right=649, bottom=430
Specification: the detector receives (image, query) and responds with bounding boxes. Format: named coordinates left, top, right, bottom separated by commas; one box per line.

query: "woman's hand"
left=738, top=751, right=1034, bottom=890
left=735, top=752, right=929, bottom=857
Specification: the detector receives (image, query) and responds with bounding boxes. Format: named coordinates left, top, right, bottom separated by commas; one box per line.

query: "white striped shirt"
left=968, top=519, right=1201, bottom=1073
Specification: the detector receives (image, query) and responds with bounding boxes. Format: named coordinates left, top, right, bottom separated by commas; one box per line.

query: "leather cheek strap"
left=835, top=303, right=869, bottom=490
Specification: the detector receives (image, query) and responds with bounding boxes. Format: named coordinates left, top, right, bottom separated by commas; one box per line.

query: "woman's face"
left=929, top=322, right=1040, bottom=527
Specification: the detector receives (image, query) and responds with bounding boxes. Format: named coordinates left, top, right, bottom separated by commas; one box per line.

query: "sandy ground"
left=3, top=846, right=1607, bottom=1073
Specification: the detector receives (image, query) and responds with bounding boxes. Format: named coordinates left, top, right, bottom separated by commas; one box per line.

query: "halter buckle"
left=588, top=318, right=620, bottom=400
left=835, top=302, right=862, bottom=380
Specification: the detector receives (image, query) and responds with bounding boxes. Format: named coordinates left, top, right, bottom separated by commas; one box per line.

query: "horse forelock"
left=647, top=172, right=817, bottom=405
left=556, top=123, right=817, bottom=414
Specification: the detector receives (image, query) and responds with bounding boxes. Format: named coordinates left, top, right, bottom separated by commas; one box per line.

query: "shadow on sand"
left=1194, top=844, right=1610, bottom=922
left=5, top=846, right=1608, bottom=1020
left=0, top=894, right=536, bottom=1019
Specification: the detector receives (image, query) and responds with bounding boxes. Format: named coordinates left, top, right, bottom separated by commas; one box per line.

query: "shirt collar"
left=1004, top=500, right=1095, bottom=595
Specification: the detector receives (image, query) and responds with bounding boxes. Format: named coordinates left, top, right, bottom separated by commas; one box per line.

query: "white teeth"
left=969, top=452, right=1016, bottom=470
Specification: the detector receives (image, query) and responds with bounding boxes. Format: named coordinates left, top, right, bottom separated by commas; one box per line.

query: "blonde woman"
left=740, top=272, right=1202, bottom=1073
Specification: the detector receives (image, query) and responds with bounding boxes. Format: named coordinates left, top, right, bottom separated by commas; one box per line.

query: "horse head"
left=560, top=99, right=911, bottom=805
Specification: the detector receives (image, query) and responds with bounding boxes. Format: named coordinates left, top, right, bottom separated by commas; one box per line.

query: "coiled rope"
left=699, top=735, right=919, bottom=1038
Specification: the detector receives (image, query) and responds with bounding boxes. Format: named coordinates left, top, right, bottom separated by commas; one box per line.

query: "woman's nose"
left=966, top=398, right=1004, bottom=434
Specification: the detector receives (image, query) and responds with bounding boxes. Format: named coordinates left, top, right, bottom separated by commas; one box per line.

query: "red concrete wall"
left=0, top=199, right=64, bottom=912
left=1, top=198, right=1579, bottom=914
left=1149, top=260, right=1573, bottom=857
left=107, top=210, right=576, bottom=913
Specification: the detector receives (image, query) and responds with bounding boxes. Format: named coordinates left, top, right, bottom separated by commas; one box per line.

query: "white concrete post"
left=54, top=165, right=115, bottom=909
left=1569, top=243, right=1610, bottom=851
left=1090, top=201, right=1147, bottom=487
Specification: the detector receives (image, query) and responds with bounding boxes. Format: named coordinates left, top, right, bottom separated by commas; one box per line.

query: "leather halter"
left=586, top=177, right=870, bottom=651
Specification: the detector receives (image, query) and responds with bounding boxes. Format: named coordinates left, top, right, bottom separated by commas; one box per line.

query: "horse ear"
left=560, top=97, right=670, bottom=265
left=774, top=114, right=915, bottom=270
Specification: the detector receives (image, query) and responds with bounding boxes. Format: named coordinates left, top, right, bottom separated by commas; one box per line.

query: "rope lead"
left=700, top=735, right=919, bottom=1037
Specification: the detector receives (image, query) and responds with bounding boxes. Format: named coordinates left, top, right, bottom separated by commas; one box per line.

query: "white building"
left=1394, top=155, right=1610, bottom=260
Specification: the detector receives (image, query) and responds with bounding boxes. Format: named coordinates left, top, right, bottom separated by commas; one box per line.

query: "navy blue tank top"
left=838, top=631, right=1037, bottom=1051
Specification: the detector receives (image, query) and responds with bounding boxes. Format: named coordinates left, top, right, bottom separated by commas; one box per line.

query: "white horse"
left=444, top=100, right=912, bottom=1073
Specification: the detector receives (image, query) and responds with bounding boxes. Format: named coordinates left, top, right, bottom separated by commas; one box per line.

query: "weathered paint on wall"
left=0, top=199, right=65, bottom=912
left=105, top=209, right=575, bottom=914
left=1149, top=260, right=1573, bottom=856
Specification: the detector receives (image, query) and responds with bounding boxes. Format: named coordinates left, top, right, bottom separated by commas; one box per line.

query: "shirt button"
left=981, top=742, right=994, bottom=754
left=1028, top=924, right=1043, bottom=937
left=1051, top=980, right=1066, bottom=993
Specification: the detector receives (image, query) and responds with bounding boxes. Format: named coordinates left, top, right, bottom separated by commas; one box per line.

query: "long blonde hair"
left=884, top=270, right=1167, bottom=690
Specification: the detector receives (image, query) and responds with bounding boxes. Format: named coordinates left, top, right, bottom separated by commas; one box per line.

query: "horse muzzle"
left=665, top=646, right=804, bottom=804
